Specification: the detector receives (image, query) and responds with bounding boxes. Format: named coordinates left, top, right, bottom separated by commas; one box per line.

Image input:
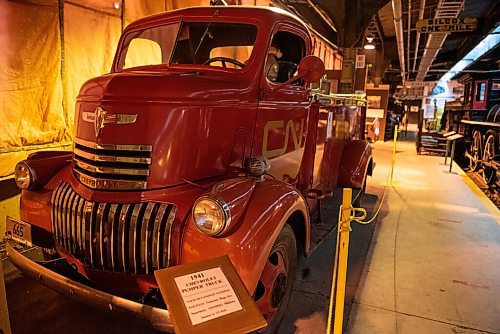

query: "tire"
left=353, top=177, right=367, bottom=208
left=254, top=224, right=297, bottom=334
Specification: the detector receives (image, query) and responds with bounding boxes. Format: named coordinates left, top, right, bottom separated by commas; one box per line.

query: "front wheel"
left=254, top=224, right=297, bottom=334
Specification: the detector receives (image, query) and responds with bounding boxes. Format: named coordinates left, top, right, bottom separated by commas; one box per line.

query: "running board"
left=309, top=187, right=362, bottom=254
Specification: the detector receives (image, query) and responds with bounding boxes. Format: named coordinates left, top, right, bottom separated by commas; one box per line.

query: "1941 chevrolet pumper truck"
left=5, top=6, right=372, bottom=333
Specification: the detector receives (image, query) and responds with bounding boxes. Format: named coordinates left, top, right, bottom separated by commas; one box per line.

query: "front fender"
left=338, top=140, right=372, bottom=189
left=180, top=179, right=309, bottom=293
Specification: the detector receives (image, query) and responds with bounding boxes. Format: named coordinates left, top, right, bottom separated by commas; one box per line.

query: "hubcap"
left=254, top=246, right=289, bottom=322
left=271, top=273, right=287, bottom=308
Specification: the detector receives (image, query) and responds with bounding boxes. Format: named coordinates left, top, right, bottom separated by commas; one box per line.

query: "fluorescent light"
left=439, top=25, right=500, bottom=82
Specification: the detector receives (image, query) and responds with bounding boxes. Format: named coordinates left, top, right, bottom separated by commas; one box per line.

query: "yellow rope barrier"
left=326, top=123, right=399, bottom=333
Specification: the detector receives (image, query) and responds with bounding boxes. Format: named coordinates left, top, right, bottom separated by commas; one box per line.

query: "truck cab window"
left=265, top=31, right=306, bottom=84
left=170, top=22, right=258, bottom=69
left=118, top=23, right=180, bottom=70
left=117, top=22, right=257, bottom=71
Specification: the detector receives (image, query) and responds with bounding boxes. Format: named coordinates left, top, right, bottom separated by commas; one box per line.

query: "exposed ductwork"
left=406, top=0, right=411, bottom=81
left=392, top=0, right=406, bottom=83
left=412, top=0, right=426, bottom=73
left=415, top=0, right=464, bottom=81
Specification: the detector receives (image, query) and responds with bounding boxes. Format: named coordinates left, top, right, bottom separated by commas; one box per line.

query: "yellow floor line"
left=454, top=164, right=500, bottom=226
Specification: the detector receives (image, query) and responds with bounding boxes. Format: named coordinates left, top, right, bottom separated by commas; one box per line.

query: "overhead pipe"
left=415, top=0, right=464, bottom=81
left=392, top=0, right=406, bottom=83
left=412, top=0, right=426, bottom=73
left=406, top=0, right=411, bottom=80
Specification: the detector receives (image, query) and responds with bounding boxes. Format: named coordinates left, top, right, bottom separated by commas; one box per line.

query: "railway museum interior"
left=0, top=0, right=499, bottom=333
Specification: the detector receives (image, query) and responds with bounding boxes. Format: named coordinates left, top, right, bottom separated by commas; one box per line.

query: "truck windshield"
left=117, top=22, right=258, bottom=71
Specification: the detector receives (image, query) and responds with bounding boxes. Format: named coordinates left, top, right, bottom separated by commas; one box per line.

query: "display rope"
left=326, top=125, right=400, bottom=334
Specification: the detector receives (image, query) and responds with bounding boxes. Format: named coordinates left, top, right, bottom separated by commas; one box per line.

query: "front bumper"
left=6, top=242, right=173, bottom=332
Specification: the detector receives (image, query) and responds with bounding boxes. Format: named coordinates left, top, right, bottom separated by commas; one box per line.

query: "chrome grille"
left=51, top=182, right=176, bottom=274
left=73, top=138, right=152, bottom=190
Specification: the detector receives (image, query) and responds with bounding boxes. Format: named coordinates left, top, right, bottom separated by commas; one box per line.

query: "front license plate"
left=5, top=217, right=32, bottom=246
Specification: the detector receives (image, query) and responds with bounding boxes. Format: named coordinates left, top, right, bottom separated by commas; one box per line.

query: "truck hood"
left=79, top=69, right=253, bottom=102
left=73, top=71, right=254, bottom=190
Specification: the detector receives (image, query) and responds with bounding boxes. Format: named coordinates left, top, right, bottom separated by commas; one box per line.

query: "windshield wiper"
left=194, top=9, right=220, bottom=56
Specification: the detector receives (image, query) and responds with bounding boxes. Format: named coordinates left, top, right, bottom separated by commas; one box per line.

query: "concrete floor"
left=346, top=126, right=500, bottom=334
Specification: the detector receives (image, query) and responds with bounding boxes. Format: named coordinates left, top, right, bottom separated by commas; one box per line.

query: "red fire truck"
left=6, top=6, right=373, bottom=332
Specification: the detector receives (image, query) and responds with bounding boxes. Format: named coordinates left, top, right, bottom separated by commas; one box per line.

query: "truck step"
left=309, top=187, right=362, bottom=254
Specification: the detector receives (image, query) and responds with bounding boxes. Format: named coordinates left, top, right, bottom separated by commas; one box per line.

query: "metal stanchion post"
left=449, top=139, right=456, bottom=172
left=0, top=259, right=12, bottom=334
left=445, top=140, right=450, bottom=165
left=333, top=188, right=352, bottom=334
left=390, top=125, right=398, bottom=185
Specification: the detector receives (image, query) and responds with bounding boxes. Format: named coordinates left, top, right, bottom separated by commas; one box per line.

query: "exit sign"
left=416, top=17, right=477, bottom=33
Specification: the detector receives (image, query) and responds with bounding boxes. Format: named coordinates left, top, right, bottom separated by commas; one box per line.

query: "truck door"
left=252, top=27, right=310, bottom=183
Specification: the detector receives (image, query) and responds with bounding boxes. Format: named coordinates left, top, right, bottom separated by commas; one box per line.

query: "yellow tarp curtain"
left=0, top=0, right=170, bottom=179
left=0, top=0, right=66, bottom=178
left=0, top=0, right=271, bottom=179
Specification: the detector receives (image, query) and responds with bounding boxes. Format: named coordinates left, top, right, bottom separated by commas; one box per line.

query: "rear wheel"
left=469, top=130, right=483, bottom=171
left=254, top=224, right=297, bottom=334
left=482, top=132, right=497, bottom=185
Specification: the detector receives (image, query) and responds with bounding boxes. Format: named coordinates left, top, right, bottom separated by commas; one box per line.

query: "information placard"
left=155, top=256, right=267, bottom=334
left=173, top=267, right=243, bottom=325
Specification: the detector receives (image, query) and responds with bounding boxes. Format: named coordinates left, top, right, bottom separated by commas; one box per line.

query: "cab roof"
left=125, top=6, right=310, bottom=34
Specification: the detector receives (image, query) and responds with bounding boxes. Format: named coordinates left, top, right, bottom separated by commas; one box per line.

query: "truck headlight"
left=192, top=196, right=231, bottom=236
left=14, top=162, right=34, bottom=190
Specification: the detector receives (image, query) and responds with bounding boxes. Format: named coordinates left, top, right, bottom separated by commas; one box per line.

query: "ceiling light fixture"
left=364, top=42, right=376, bottom=50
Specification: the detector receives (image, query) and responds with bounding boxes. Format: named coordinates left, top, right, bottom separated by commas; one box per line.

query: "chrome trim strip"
left=108, top=204, right=118, bottom=272
left=96, top=203, right=107, bottom=269
left=74, top=148, right=152, bottom=165
left=89, top=202, right=98, bottom=267
left=142, top=203, right=155, bottom=274
left=76, top=197, right=85, bottom=257
left=130, top=205, right=140, bottom=274
left=6, top=243, right=173, bottom=333
left=67, top=190, right=78, bottom=252
left=157, top=205, right=169, bottom=269
left=74, top=159, right=150, bottom=176
left=50, top=184, right=59, bottom=244
left=152, top=205, right=167, bottom=270
left=53, top=183, right=63, bottom=245
left=74, top=169, right=147, bottom=190
left=166, top=207, right=177, bottom=267
left=74, top=137, right=152, bottom=152
left=63, top=187, right=72, bottom=250
left=120, top=204, right=132, bottom=272
left=83, top=201, right=93, bottom=262
left=58, top=184, right=71, bottom=248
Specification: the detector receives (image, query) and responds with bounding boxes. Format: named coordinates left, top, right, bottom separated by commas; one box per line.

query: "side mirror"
left=270, top=55, right=325, bottom=91
left=297, top=55, right=325, bottom=83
